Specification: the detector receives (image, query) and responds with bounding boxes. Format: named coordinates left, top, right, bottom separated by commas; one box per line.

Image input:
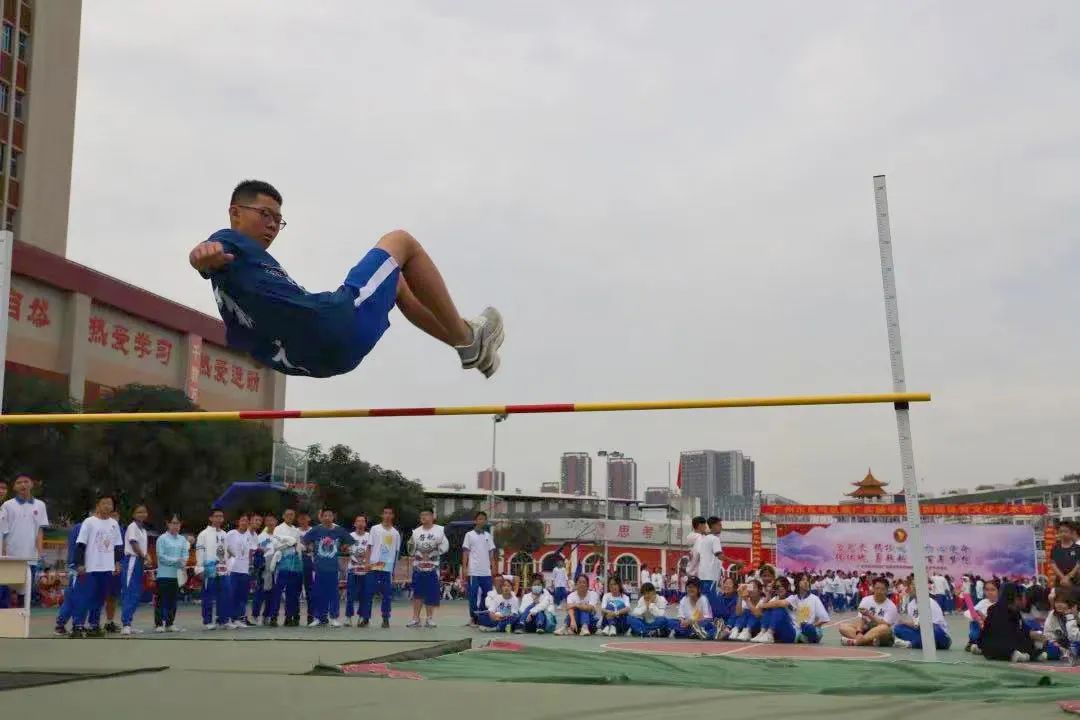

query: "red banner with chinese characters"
left=760, top=503, right=1048, bottom=517
left=1045, top=523, right=1057, bottom=578
left=750, top=521, right=762, bottom=567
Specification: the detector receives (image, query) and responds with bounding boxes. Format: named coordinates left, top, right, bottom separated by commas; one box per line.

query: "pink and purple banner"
left=776, top=523, right=1036, bottom=579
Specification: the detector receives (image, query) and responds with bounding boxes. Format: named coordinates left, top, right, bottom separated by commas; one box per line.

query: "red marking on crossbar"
left=505, top=403, right=576, bottom=414
left=603, top=641, right=887, bottom=660
left=237, top=410, right=302, bottom=420
left=368, top=407, right=438, bottom=417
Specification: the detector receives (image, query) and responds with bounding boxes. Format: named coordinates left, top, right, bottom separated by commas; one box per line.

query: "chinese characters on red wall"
left=8, top=289, right=52, bottom=328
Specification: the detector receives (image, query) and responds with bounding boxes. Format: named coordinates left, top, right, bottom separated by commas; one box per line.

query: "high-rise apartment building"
left=679, top=449, right=753, bottom=517
left=606, top=456, right=637, bottom=500
left=477, top=469, right=505, bottom=492
left=560, top=452, right=592, bottom=495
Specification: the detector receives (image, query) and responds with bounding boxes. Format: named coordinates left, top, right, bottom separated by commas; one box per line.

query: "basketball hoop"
left=284, top=481, right=317, bottom=500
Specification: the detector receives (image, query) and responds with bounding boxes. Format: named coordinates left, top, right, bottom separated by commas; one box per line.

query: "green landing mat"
left=373, top=644, right=1080, bottom=703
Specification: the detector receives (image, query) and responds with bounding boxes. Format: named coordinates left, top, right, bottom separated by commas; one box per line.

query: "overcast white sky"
left=67, top=1, right=1080, bottom=502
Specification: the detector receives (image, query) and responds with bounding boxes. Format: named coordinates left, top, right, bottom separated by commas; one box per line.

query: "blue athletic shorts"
left=342, top=248, right=401, bottom=357
left=412, top=569, right=441, bottom=606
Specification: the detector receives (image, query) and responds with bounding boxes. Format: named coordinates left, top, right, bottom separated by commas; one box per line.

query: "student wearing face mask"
left=516, top=579, right=556, bottom=634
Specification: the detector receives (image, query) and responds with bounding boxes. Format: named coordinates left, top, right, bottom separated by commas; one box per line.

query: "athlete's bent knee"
left=377, top=229, right=419, bottom=263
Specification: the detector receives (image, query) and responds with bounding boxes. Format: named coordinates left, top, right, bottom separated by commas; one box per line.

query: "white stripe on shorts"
left=353, top=256, right=400, bottom=307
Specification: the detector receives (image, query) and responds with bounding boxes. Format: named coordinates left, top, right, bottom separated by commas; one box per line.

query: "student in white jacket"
left=628, top=581, right=669, bottom=637
left=516, top=580, right=556, bottom=634
left=555, top=575, right=599, bottom=636
left=480, top=580, right=520, bottom=633
left=195, top=508, right=230, bottom=630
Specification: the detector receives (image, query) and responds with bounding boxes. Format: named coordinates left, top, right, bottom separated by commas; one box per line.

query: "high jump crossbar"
left=0, top=391, right=930, bottom=425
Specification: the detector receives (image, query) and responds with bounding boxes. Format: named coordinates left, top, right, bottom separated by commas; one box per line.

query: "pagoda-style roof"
left=847, top=468, right=888, bottom=498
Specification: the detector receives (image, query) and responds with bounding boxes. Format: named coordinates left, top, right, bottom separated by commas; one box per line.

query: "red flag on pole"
left=676, top=462, right=682, bottom=489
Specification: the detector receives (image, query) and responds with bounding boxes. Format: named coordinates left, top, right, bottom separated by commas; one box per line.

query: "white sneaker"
left=307, top=619, right=323, bottom=628
left=1011, top=650, right=1031, bottom=663
left=424, top=619, right=438, bottom=628
left=457, top=307, right=504, bottom=378
left=226, top=622, right=240, bottom=630
left=204, top=624, right=217, bottom=631
left=349, top=616, right=358, bottom=627
left=751, top=630, right=773, bottom=643
left=168, top=625, right=184, bottom=633
left=154, top=626, right=166, bottom=634
left=553, top=626, right=568, bottom=636
left=734, top=628, right=750, bottom=641
left=121, top=626, right=132, bottom=636
left=970, top=645, right=982, bottom=655
left=579, top=626, right=591, bottom=636
left=893, top=639, right=912, bottom=649
left=841, top=636, right=856, bottom=646
left=406, top=619, right=422, bottom=628
left=329, top=619, right=342, bottom=628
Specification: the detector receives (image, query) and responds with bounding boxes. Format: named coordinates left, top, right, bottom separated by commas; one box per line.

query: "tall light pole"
left=597, top=449, right=623, bottom=584
left=489, top=413, right=508, bottom=525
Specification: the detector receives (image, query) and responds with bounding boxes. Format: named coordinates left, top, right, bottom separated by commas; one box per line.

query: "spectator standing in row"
left=154, top=513, right=189, bottom=632
left=360, top=505, right=401, bottom=628
left=407, top=507, right=449, bottom=628
left=225, top=513, right=254, bottom=628
left=345, top=514, right=371, bottom=626
left=0, top=473, right=48, bottom=609
left=462, top=511, right=496, bottom=626
left=71, top=494, right=122, bottom=638
left=195, top=508, right=230, bottom=630
left=120, top=504, right=150, bottom=634
left=306, top=507, right=352, bottom=627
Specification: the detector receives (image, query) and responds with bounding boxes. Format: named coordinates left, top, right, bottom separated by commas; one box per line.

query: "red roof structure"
left=847, top=468, right=889, bottom=499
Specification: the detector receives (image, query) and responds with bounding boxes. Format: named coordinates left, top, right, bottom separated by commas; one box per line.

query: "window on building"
left=17, top=31, right=27, bottom=60
left=9, top=150, right=18, bottom=179
left=0, top=83, right=8, bottom=114
left=514, top=501, right=524, bottom=514
left=13, top=90, right=22, bottom=120
left=1, top=24, right=11, bottom=54
left=0, top=143, right=5, bottom=174
left=1062, top=495, right=1074, bottom=509
left=615, top=555, right=640, bottom=586
left=444, top=497, right=456, bottom=514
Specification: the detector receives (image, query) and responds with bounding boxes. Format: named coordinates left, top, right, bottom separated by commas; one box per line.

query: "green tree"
left=1015, top=478, right=1039, bottom=487
left=79, top=385, right=272, bottom=525
left=305, top=444, right=426, bottom=534
left=0, top=373, right=87, bottom=522
left=495, top=518, right=546, bottom=554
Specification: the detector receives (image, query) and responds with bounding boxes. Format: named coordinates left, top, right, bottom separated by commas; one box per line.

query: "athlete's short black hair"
left=230, top=179, right=282, bottom=206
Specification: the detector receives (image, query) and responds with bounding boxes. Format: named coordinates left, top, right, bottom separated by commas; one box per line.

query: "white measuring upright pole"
left=873, top=176, right=936, bottom=661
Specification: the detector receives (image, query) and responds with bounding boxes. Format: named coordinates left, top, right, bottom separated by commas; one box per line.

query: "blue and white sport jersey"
left=368, top=524, right=402, bottom=574
left=409, top=524, right=449, bottom=573
left=203, top=229, right=399, bottom=378
left=486, top=593, right=520, bottom=618
left=600, top=592, right=630, bottom=613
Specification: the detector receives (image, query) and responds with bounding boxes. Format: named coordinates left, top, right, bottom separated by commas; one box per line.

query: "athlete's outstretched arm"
left=190, top=240, right=233, bottom=273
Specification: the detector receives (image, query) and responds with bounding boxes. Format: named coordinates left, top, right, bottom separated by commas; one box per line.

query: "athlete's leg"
left=376, top=230, right=471, bottom=346
left=397, top=278, right=456, bottom=345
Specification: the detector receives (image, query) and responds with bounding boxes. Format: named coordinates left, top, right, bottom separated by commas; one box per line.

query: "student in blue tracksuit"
left=305, top=508, right=352, bottom=627
left=247, top=513, right=266, bottom=621
left=628, top=583, right=669, bottom=637
left=361, top=506, right=402, bottom=628
left=71, top=495, right=123, bottom=639
left=344, top=514, right=371, bottom=626
left=462, top=511, right=497, bottom=626
left=120, top=505, right=151, bottom=634
left=272, top=508, right=304, bottom=626
left=598, top=577, right=631, bottom=636
left=188, top=180, right=504, bottom=380
left=252, top=513, right=277, bottom=623
left=714, top=575, right=740, bottom=633
left=195, top=508, right=230, bottom=630
left=54, top=516, right=86, bottom=635
left=296, top=510, right=316, bottom=625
